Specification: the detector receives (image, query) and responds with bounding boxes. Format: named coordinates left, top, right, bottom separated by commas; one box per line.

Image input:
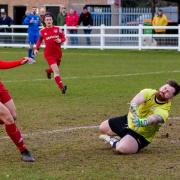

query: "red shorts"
left=44, top=50, right=62, bottom=66
left=0, top=81, right=12, bottom=104
left=45, top=56, right=61, bottom=66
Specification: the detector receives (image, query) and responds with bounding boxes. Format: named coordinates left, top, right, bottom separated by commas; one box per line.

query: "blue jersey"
left=23, top=13, right=40, bottom=32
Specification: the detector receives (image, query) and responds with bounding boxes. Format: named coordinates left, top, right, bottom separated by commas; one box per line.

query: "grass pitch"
left=0, top=48, right=180, bottom=179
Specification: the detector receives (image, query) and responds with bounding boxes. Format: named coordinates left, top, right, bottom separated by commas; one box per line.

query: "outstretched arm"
left=0, top=57, right=32, bottom=69
left=129, top=91, right=145, bottom=115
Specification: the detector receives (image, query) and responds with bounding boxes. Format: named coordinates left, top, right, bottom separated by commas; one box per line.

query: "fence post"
left=64, top=25, right=67, bottom=49
left=100, top=24, right=105, bottom=50
left=178, top=25, right=180, bottom=51
left=138, top=24, right=143, bottom=50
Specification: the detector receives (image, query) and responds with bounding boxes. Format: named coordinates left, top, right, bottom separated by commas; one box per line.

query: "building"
left=0, top=0, right=121, bottom=25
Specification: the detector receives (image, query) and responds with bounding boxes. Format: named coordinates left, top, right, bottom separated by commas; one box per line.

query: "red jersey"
left=36, top=26, right=65, bottom=59
left=0, top=58, right=26, bottom=104
left=0, top=58, right=24, bottom=69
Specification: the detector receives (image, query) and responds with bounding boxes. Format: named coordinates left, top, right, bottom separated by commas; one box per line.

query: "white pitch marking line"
left=0, top=117, right=179, bottom=140
left=2, top=70, right=180, bottom=83
left=0, top=125, right=98, bottom=140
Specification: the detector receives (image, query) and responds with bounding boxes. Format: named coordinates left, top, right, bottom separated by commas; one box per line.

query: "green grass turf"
left=0, top=48, right=180, bottom=179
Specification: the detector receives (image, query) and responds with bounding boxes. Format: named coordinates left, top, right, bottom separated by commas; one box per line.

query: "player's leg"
left=0, top=82, right=34, bottom=162
left=44, top=55, right=53, bottom=79
left=50, top=63, right=67, bottom=94
left=0, top=81, right=16, bottom=121
left=57, top=58, right=61, bottom=67
left=99, top=120, right=116, bottom=136
left=4, top=99, right=16, bottom=120
left=28, top=33, right=35, bottom=60
left=113, top=129, right=150, bottom=154
left=115, top=135, right=139, bottom=154
left=100, top=115, right=127, bottom=136
left=0, top=102, right=34, bottom=161
left=45, top=66, right=53, bottom=79
left=99, top=115, right=128, bottom=146
left=45, top=53, right=60, bottom=80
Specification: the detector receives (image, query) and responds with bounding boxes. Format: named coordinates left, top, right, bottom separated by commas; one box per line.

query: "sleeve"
left=163, top=15, right=168, bottom=26
left=35, top=32, right=43, bottom=50
left=154, top=108, right=169, bottom=123
left=0, top=58, right=25, bottom=69
left=139, top=89, right=155, bottom=101
left=23, top=16, right=29, bottom=25
left=59, top=28, right=66, bottom=43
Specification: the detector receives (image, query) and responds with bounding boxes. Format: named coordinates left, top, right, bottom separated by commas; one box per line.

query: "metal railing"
left=0, top=25, right=180, bottom=51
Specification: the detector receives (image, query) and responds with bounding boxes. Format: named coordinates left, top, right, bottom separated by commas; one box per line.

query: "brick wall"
left=0, top=0, right=109, bottom=17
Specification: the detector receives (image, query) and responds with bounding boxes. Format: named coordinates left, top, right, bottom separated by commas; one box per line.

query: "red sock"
left=5, top=123, right=26, bottom=152
left=54, top=75, right=64, bottom=90
left=47, top=67, right=53, bottom=74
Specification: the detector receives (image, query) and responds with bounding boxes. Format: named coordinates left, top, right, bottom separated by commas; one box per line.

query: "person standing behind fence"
left=0, top=11, right=13, bottom=31
left=57, top=6, right=67, bottom=27
left=39, top=7, right=46, bottom=27
left=0, top=11, right=13, bottom=43
left=66, top=9, right=79, bottom=45
left=152, top=9, right=168, bottom=45
left=23, top=7, right=41, bottom=61
left=78, top=6, right=93, bottom=45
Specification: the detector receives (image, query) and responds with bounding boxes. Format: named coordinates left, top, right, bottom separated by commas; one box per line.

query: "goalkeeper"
left=99, top=80, right=180, bottom=154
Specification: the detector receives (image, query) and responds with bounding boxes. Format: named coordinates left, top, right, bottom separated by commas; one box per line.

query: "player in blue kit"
left=23, top=7, right=41, bottom=61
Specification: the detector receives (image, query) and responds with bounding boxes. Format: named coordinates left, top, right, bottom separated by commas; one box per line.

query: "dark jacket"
left=0, top=15, right=13, bottom=32
left=78, top=12, right=93, bottom=26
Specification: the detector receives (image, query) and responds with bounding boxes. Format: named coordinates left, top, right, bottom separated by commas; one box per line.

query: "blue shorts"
left=28, top=31, right=39, bottom=45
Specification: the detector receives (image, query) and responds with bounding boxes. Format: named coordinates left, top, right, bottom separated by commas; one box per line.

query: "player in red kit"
left=34, top=13, right=67, bottom=94
left=0, top=57, right=35, bottom=162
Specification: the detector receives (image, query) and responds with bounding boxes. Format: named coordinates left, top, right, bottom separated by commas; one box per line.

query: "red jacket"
left=66, top=11, right=79, bottom=27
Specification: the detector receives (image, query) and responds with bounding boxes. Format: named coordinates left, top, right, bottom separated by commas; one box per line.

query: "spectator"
left=39, top=7, right=46, bottom=27
left=23, top=7, right=41, bottom=60
left=0, top=11, right=13, bottom=32
left=0, top=11, right=13, bottom=43
left=66, top=9, right=79, bottom=45
left=57, top=6, right=67, bottom=27
left=78, top=6, right=93, bottom=45
left=152, top=9, right=168, bottom=45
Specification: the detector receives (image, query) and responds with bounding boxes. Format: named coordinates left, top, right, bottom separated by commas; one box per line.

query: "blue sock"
left=28, top=48, right=36, bottom=61
left=28, top=48, right=33, bottom=58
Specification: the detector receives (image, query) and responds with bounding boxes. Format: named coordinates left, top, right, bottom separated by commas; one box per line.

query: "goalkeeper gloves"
left=130, top=103, right=149, bottom=128
left=129, top=103, right=138, bottom=114
left=132, top=116, right=148, bottom=128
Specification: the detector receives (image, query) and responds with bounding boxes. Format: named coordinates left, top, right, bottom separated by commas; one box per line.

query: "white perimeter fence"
left=0, top=25, right=180, bottom=51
